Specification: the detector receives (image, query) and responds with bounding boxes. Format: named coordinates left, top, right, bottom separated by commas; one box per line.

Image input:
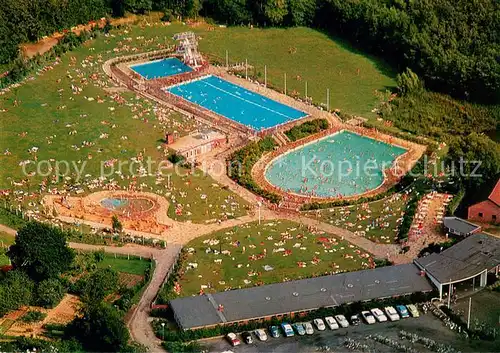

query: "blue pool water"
left=131, top=58, right=193, bottom=79
left=166, top=75, right=307, bottom=130
left=265, top=131, right=406, bottom=197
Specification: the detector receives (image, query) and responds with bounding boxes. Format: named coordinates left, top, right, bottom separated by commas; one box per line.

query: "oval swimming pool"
left=264, top=131, right=406, bottom=198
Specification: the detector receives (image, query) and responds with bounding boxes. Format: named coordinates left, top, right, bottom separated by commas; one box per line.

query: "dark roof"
left=415, top=233, right=500, bottom=284
left=443, top=217, right=481, bottom=235
left=169, top=264, right=433, bottom=330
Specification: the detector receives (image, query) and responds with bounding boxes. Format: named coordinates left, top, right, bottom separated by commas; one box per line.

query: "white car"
left=254, top=329, right=268, bottom=341
left=303, top=322, right=314, bottom=335
left=334, top=314, right=350, bottom=328
left=407, top=304, right=420, bottom=317
left=384, top=306, right=400, bottom=321
left=370, top=308, right=388, bottom=322
left=313, top=318, right=326, bottom=331
left=324, top=316, right=339, bottom=330
left=361, top=310, right=376, bottom=324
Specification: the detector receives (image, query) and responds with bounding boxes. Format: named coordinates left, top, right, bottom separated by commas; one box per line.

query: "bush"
left=37, top=278, right=65, bottom=308
left=21, top=310, right=47, bottom=323
left=227, top=137, right=281, bottom=204
left=0, top=270, right=35, bottom=317
left=284, top=119, right=329, bottom=141
left=168, top=153, right=185, bottom=164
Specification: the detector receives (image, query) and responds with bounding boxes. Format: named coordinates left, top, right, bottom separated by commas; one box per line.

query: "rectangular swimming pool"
left=166, top=75, right=307, bottom=130
left=131, top=58, right=193, bottom=79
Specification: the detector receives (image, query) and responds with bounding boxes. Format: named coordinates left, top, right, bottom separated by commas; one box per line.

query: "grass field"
left=0, top=17, right=395, bottom=223
left=175, top=220, right=374, bottom=296
left=97, top=254, right=151, bottom=276
left=304, top=193, right=409, bottom=243
left=0, top=231, right=14, bottom=266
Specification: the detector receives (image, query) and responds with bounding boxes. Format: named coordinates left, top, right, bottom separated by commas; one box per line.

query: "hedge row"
left=227, top=137, right=282, bottom=204
left=445, top=188, right=465, bottom=216
left=154, top=291, right=436, bottom=342
left=284, top=119, right=329, bottom=142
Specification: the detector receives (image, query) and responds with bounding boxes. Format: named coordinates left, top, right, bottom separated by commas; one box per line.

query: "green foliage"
left=227, top=137, right=281, bottom=204
left=0, top=337, right=83, bottom=353
left=0, top=205, right=27, bottom=230
left=0, top=270, right=35, bottom=317
left=163, top=341, right=203, bottom=352
left=0, top=0, right=110, bottom=64
left=66, top=302, right=130, bottom=352
left=75, top=268, right=119, bottom=305
left=446, top=188, right=465, bottom=216
left=36, top=278, right=66, bottom=308
left=167, top=152, right=185, bottom=164
left=397, top=68, right=423, bottom=96
left=21, top=310, right=47, bottom=323
left=447, top=133, right=500, bottom=187
left=7, top=221, right=75, bottom=282
left=125, top=0, right=153, bottom=14
left=284, top=118, right=329, bottom=141
left=111, top=215, right=123, bottom=233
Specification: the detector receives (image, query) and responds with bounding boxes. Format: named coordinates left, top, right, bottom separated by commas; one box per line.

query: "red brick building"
left=468, top=179, right=500, bottom=224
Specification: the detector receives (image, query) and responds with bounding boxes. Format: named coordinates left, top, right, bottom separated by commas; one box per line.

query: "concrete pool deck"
left=252, top=125, right=426, bottom=205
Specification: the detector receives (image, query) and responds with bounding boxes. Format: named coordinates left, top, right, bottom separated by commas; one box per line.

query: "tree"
left=397, top=68, right=423, bottom=96
left=287, top=0, right=316, bottom=26
left=37, top=278, right=65, bottom=308
left=264, top=0, right=288, bottom=25
left=0, top=270, right=34, bottom=316
left=7, top=222, right=75, bottom=282
left=67, top=303, right=130, bottom=352
left=111, top=215, right=123, bottom=233
left=79, top=268, right=119, bottom=305
left=125, top=0, right=152, bottom=13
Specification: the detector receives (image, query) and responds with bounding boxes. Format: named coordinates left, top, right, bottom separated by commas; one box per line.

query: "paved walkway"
left=0, top=224, right=16, bottom=236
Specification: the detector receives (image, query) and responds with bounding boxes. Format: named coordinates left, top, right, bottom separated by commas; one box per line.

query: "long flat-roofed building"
left=169, top=263, right=433, bottom=330
left=415, top=233, right=500, bottom=299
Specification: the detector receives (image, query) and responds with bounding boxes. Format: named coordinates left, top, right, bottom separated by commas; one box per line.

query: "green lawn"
left=175, top=220, right=374, bottom=297
left=97, top=254, right=150, bottom=276
left=0, top=17, right=395, bottom=223
left=304, top=193, right=409, bottom=243
left=0, top=231, right=14, bottom=266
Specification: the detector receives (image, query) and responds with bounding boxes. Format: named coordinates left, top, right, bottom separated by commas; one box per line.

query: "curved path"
left=1, top=158, right=410, bottom=352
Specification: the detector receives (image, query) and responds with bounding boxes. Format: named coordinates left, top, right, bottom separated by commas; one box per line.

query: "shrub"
left=227, top=137, right=282, bottom=204
left=21, top=310, right=47, bottom=323
left=284, top=119, right=329, bottom=141
left=37, top=278, right=65, bottom=308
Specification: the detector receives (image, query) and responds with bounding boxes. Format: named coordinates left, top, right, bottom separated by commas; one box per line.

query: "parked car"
left=269, top=325, right=280, bottom=338
left=313, top=318, right=326, bottom=331
left=254, top=329, right=268, bottom=341
left=335, top=314, right=350, bottom=328
left=371, top=308, right=388, bottom=322
left=241, top=331, right=253, bottom=344
left=396, top=305, right=410, bottom=319
left=324, top=316, right=339, bottom=330
left=303, top=322, right=314, bottom=335
left=361, top=311, right=376, bottom=324
left=281, top=322, right=295, bottom=337
left=384, top=306, right=400, bottom=321
left=226, top=333, right=241, bottom=347
left=406, top=304, right=420, bottom=318
left=350, top=314, right=361, bottom=326
left=293, top=323, right=306, bottom=336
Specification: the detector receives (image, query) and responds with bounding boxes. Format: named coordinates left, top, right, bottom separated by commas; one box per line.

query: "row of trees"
left=204, top=0, right=500, bottom=103
left=2, top=0, right=498, bottom=102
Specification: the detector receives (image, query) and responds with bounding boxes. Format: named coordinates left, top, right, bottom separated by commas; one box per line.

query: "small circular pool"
left=100, top=197, right=155, bottom=215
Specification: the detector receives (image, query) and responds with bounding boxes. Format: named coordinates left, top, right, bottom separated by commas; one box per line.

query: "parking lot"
left=204, top=313, right=497, bottom=352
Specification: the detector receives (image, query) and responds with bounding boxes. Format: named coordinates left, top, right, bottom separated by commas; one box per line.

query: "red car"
left=226, top=332, right=241, bottom=346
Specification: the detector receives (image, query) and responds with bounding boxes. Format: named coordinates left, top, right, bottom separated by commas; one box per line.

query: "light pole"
left=257, top=201, right=262, bottom=225
left=161, top=322, right=165, bottom=340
